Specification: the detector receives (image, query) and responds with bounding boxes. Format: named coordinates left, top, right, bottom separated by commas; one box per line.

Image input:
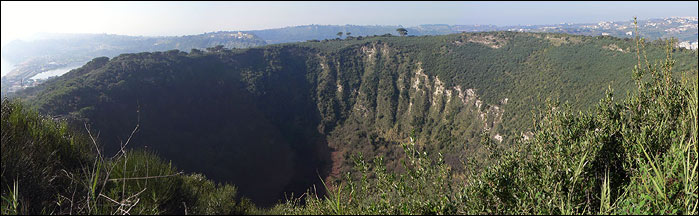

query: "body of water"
left=30, top=66, right=81, bottom=80
left=1, top=57, right=15, bottom=77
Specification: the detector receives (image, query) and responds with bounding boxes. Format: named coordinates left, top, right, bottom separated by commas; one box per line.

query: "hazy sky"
left=1, top=1, right=698, bottom=47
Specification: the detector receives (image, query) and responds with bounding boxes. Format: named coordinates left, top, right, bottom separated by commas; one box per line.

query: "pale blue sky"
left=1, top=1, right=697, bottom=46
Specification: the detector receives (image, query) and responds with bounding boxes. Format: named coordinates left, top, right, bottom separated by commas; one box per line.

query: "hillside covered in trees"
left=1, top=32, right=267, bottom=94
left=3, top=31, right=698, bottom=214
left=3, top=17, right=695, bottom=95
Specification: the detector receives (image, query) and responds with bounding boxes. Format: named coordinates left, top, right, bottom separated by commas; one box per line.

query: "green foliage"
left=396, top=28, right=408, bottom=36
left=462, top=39, right=698, bottom=215
left=1, top=98, right=92, bottom=214
left=1, top=180, right=20, bottom=215
left=269, top=33, right=698, bottom=215
left=0, top=99, right=257, bottom=214
left=269, top=139, right=460, bottom=215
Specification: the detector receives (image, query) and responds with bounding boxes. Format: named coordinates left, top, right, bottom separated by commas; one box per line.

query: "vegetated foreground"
left=2, top=31, right=698, bottom=214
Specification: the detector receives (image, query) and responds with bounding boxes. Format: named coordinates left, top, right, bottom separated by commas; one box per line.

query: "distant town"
left=503, top=17, right=698, bottom=49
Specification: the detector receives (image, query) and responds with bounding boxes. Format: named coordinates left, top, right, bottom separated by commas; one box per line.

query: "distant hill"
left=2, top=17, right=696, bottom=95
left=242, top=17, right=698, bottom=44
left=0, top=32, right=267, bottom=94
left=11, top=31, right=698, bottom=206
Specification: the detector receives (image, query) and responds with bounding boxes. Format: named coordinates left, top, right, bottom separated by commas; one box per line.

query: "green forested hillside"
left=271, top=46, right=698, bottom=214
left=1, top=32, right=268, bottom=95
left=9, top=32, right=698, bottom=207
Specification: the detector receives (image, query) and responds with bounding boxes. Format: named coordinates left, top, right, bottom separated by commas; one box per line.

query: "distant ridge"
left=2, top=17, right=696, bottom=95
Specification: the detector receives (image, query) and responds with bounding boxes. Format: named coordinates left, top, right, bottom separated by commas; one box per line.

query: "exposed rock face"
left=314, top=42, right=506, bottom=181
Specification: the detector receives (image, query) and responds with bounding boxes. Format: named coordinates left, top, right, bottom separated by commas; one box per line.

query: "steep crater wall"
left=17, top=32, right=696, bottom=207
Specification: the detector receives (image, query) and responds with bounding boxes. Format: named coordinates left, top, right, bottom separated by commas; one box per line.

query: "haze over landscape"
left=0, top=1, right=696, bottom=77
left=1, top=1, right=697, bottom=215
left=2, top=1, right=698, bottom=41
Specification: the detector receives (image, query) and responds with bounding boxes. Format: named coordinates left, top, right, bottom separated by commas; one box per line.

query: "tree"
left=206, top=45, right=225, bottom=52
left=396, top=28, right=408, bottom=36
left=346, top=32, right=352, bottom=37
left=190, top=48, right=203, bottom=56
left=337, top=32, right=343, bottom=38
